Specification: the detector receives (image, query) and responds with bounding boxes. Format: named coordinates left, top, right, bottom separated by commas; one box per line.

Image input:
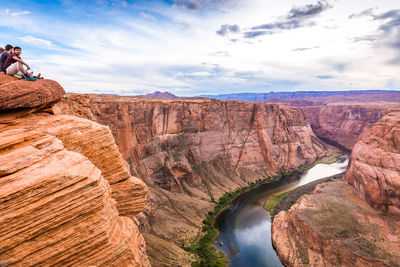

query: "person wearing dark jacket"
left=2, top=46, right=36, bottom=81
left=0, top=44, right=13, bottom=71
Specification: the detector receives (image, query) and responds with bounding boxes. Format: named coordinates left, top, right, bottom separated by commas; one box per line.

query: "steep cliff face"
left=0, top=74, right=149, bottom=266
left=55, top=95, right=329, bottom=183
left=345, top=112, right=400, bottom=215
left=264, top=94, right=400, bottom=151
left=305, top=105, right=395, bottom=150
left=54, top=94, right=334, bottom=265
left=272, top=112, right=400, bottom=266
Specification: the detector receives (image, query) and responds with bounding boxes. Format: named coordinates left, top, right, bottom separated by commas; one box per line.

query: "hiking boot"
left=25, top=76, right=37, bottom=81
left=14, top=74, right=23, bottom=79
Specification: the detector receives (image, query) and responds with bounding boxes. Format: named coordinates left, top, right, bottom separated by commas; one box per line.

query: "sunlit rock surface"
left=272, top=112, right=400, bottom=267
left=55, top=94, right=335, bottom=265
left=272, top=180, right=400, bottom=267
left=345, top=112, right=400, bottom=215
left=0, top=75, right=150, bottom=266
left=0, top=73, right=65, bottom=111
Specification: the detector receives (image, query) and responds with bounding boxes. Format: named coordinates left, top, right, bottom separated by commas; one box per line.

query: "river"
left=215, top=155, right=349, bottom=267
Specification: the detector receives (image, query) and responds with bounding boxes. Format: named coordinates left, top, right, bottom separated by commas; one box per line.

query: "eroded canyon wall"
left=54, top=94, right=335, bottom=265
left=272, top=112, right=400, bottom=266
left=0, top=75, right=149, bottom=266
left=265, top=95, right=400, bottom=150
left=345, top=112, right=400, bottom=215
left=305, top=105, right=394, bottom=150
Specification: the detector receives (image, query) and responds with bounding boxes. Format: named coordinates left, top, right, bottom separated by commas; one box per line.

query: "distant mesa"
left=140, top=91, right=178, bottom=98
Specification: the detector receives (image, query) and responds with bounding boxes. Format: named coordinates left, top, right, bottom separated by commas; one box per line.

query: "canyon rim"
left=2, top=0, right=400, bottom=266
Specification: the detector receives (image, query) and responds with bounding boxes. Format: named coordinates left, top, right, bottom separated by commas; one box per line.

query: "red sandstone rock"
left=272, top=111, right=400, bottom=266
left=0, top=73, right=16, bottom=85
left=265, top=94, right=400, bottom=150
left=2, top=113, right=148, bottom=217
left=0, top=128, right=150, bottom=266
left=56, top=95, right=330, bottom=182
left=272, top=180, right=400, bottom=267
left=52, top=94, right=97, bottom=121
left=345, top=112, right=400, bottom=214
left=305, top=105, right=395, bottom=150
left=0, top=75, right=150, bottom=266
left=0, top=77, right=65, bottom=111
left=55, top=94, right=335, bottom=265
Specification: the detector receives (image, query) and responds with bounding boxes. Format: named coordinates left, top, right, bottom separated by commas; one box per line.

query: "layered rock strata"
left=54, top=94, right=335, bottom=265
left=2, top=114, right=148, bottom=217
left=272, top=112, right=400, bottom=266
left=345, top=112, right=400, bottom=215
left=0, top=74, right=65, bottom=111
left=264, top=94, right=400, bottom=150
left=272, top=180, right=400, bottom=267
left=0, top=76, right=149, bottom=266
left=305, top=105, right=394, bottom=150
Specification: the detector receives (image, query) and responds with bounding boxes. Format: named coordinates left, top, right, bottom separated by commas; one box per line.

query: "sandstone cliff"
left=272, top=112, right=400, bottom=266
left=265, top=95, right=400, bottom=150
left=54, top=93, right=334, bottom=265
left=345, top=112, right=400, bottom=215
left=272, top=180, right=400, bottom=267
left=305, top=105, right=396, bottom=150
left=0, top=74, right=149, bottom=266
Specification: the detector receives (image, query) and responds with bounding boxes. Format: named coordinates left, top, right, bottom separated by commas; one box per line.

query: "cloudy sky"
left=1, top=0, right=399, bottom=96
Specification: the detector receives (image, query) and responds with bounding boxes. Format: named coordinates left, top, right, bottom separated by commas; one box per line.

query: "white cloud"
left=11, top=11, right=31, bottom=17
left=19, top=36, right=55, bottom=47
left=3, top=0, right=400, bottom=96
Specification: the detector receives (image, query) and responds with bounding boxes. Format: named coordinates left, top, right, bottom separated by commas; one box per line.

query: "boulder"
left=0, top=78, right=65, bottom=111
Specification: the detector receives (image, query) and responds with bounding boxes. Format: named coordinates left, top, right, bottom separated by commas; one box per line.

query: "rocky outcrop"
left=54, top=94, right=335, bottom=265
left=0, top=76, right=150, bottom=266
left=264, top=94, right=400, bottom=150
left=272, top=111, right=400, bottom=266
left=0, top=74, right=65, bottom=111
left=2, top=114, right=148, bottom=217
left=0, top=73, right=15, bottom=85
left=345, top=112, right=400, bottom=215
left=272, top=180, right=400, bottom=267
left=0, top=129, right=148, bottom=266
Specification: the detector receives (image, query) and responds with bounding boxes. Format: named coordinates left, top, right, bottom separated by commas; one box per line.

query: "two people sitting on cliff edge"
left=0, top=44, right=41, bottom=81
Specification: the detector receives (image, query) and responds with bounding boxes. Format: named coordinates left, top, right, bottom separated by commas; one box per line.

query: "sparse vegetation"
left=270, top=174, right=343, bottom=220
left=188, top=153, right=343, bottom=266
left=265, top=190, right=293, bottom=214
left=188, top=175, right=277, bottom=266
